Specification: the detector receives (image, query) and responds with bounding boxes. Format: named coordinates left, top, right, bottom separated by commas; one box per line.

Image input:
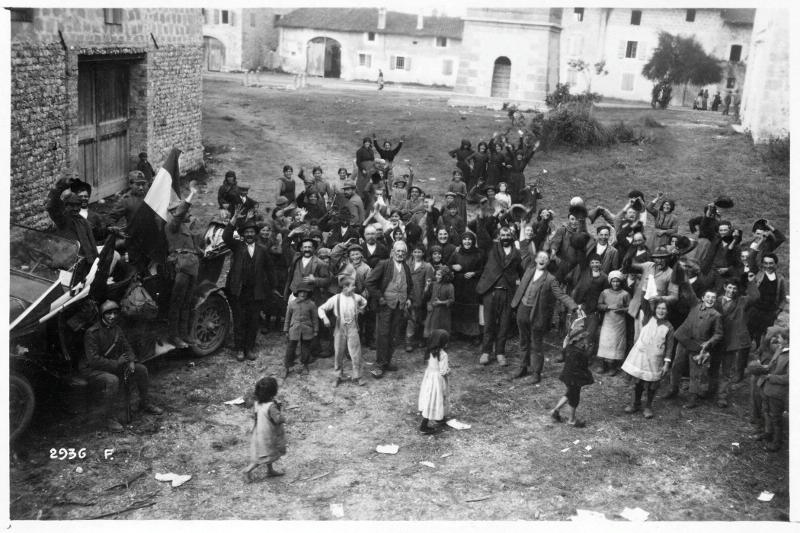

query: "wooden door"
left=306, top=39, right=325, bottom=76
left=491, top=57, right=511, bottom=98
left=204, top=36, right=224, bottom=71
left=77, top=61, right=130, bottom=199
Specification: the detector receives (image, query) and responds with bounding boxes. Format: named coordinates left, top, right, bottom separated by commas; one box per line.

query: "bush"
left=529, top=106, right=613, bottom=149
left=545, top=83, right=603, bottom=110
left=761, top=135, right=790, bottom=176
left=642, top=116, right=666, bottom=128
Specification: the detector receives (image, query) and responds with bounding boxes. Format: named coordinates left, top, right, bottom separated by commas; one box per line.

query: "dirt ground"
left=9, top=79, right=790, bottom=521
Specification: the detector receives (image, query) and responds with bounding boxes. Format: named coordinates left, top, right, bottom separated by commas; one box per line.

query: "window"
left=273, top=14, right=282, bottom=25
left=214, top=9, right=220, bottom=24
left=103, top=8, right=122, bottom=25
left=574, top=8, right=584, bottom=22
left=442, top=59, right=453, bottom=76
left=8, top=8, right=34, bottom=22
left=358, top=53, right=372, bottom=68
left=630, top=10, right=641, bottom=25
left=729, top=45, right=742, bottom=62
left=221, top=10, right=229, bottom=24
left=250, top=13, right=255, bottom=27
left=567, top=68, right=578, bottom=86
left=625, top=41, right=638, bottom=59
left=435, top=36, right=448, bottom=47
left=727, top=77, right=736, bottom=89
left=367, top=32, right=376, bottom=41
left=621, top=73, right=635, bottom=91
left=390, top=55, right=411, bottom=71
left=686, top=9, right=696, bottom=22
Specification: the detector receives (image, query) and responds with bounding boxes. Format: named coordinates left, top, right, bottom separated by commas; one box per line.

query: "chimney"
left=416, top=13, right=423, bottom=30
left=378, top=8, right=386, bottom=30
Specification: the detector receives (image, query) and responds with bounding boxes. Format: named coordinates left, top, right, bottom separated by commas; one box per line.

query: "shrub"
left=761, top=135, right=790, bottom=176
left=642, top=116, right=665, bottom=128
left=529, top=106, right=613, bottom=149
left=545, top=83, right=603, bottom=110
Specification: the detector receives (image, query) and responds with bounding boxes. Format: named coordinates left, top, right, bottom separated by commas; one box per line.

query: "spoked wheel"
left=10, top=373, right=35, bottom=442
left=191, top=292, right=231, bottom=357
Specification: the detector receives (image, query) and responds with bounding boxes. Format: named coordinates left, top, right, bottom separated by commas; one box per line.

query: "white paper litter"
left=446, top=419, right=471, bottom=430
left=560, top=448, right=570, bottom=453
left=731, top=442, right=740, bottom=447
left=758, top=491, right=775, bottom=502
left=223, top=397, right=245, bottom=405
left=440, top=453, right=452, bottom=458
left=573, top=440, right=580, bottom=445
left=420, top=461, right=435, bottom=468
left=585, top=445, right=593, bottom=451
left=570, top=509, right=609, bottom=521
left=376, top=444, right=399, bottom=454
left=620, top=507, right=650, bottom=521
left=155, top=472, right=192, bottom=488
left=330, top=503, right=344, bottom=518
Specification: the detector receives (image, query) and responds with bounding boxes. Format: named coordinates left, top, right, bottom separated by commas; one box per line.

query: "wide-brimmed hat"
left=128, top=170, right=147, bottom=183
left=714, top=195, right=734, bottom=209
left=294, top=282, right=314, bottom=296
left=239, top=219, right=259, bottom=232
left=408, top=185, right=422, bottom=195
left=568, top=203, right=588, bottom=219
left=342, top=179, right=356, bottom=190
left=275, top=196, right=290, bottom=207
left=674, top=235, right=697, bottom=256
left=650, top=245, right=672, bottom=259
left=237, top=182, right=251, bottom=192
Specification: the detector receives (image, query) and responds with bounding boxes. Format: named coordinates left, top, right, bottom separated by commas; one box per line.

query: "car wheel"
left=190, top=292, right=231, bottom=357
left=10, top=373, right=35, bottom=442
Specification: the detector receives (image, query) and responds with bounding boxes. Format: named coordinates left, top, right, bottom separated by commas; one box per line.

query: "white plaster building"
left=740, top=9, right=789, bottom=142
left=275, top=8, right=463, bottom=86
left=559, top=8, right=754, bottom=105
left=202, top=7, right=290, bottom=71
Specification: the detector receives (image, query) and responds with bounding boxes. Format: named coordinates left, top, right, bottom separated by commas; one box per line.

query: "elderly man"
left=476, top=226, right=523, bottom=367
left=511, top=251, right=581, bottom=384
left=365, top=240, right=413, bottom=378
left=665, top=285, right=723, bottom=408
left=164, top=184, right=202, bottom=349
left=224, top=208, right=279, bottom=361
left=82, top=300, right=162, bottom=432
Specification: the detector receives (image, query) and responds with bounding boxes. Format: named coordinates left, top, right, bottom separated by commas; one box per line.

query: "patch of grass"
left=760, top=135, right=790, bottom=176
left=641, top=116, right=666, bottom=128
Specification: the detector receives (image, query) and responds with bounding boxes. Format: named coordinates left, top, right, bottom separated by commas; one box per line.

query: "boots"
left=419, top=418, right=435, bottom=434
left=643, top=389, right=654, bottom=419
left=625, top=385, right=643, bottom=413
left=598, top=360, right=609, bottom=374
left=512, top=366, right=529, bottom=379
left=405, top=336, right=414, bottom=353
left=683, top=393, right=699, bottom=409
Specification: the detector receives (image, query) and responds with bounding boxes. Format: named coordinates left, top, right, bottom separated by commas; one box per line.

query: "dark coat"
left=284, top=254, right=331, bottom=304
left=674, top=299, right=723, bottom=353
left=46, top=183, right=98, bottom=262
left=81, top=321, right=135, bottom=373
left=365, top=258, right=413, bottom=304
left=512, top=267, right=578, bottom=331
left=363, top=241, right=389, bottom=269
left=222, top=223, right=277, bottom=299
left=475, top=242, right=522, bottom=296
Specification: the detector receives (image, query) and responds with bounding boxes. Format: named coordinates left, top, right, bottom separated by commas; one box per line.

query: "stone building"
left=559, top=8, right=754, bottom=105
left=275, top=8, right=463, bottom=86
left=201, top=8, right=291, bottom=72
left=740, top=9, right=789, bottom=143
left=449, top=8, right=563, bottom=109
left=10, top=7, right=204, bottom=229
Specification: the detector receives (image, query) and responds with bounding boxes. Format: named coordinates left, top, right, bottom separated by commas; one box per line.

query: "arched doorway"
left=203, top=36, right=225, bottom=71
left=491, top=56, right=511, bottom=98
left=306, top=37, right=341, bottom=78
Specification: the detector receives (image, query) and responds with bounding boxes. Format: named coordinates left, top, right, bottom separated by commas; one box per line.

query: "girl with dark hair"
left=418, top=330, right=451, bottom=434
left=243, top=377, right=286, bottom=482
left=549, top=321, right=594, bottom=427
left=424, top=266, right=454, bottom=339
left=621, top=298, right=674, bottom=418
left=466, top=141, right=490, bottom=195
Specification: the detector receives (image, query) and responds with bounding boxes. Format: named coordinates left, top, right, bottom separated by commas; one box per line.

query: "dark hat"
left=714, top=195, right=734, bottom=209
left=100, top=299, right=120, bottom=314
left=294, top=282, right=314, bottom=296
left=628, top=189, right=644, bottom=199
left=752, top=218, right=769, bottom=232
left=299, top=234, right=318, bottom=247
left=70, top=179, right=92, bottom=195
left=509, top=204, right=528, bottom=219
left=347, top=243, right=363, bottom=254
left=484, top=184, right=496, bottom=193
left=240, top=219, right=259, bottom=232
left=587, top=252, right=602, bottom=263
left=362, top=136, right=371, bottom=143
left=568, top=203, right=588, bottom=219
left=309, top=229, right=323, bottom=241
left=128, top=170, right=147, bottom=183
left=444, top=191, right=456, bottom=198
left=237, top=182, right=250, bottom=191
left=674, top=235, right=697, bottom=256
left=63, top=192, right=83, bottom=205
left=461, top=229, right=477, bottom=241
left=225, top=170, right=237, bottom=179
left=408, top=185, right=422, bottom=195
left=138, top=151, right=148, bottom=159
left=650, top=245, right=672, bottom=259
left=276, top=196, right=289, bottom=207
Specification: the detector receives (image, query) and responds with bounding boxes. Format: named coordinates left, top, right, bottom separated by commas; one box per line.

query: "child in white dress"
left=418, top=330, right=450, bottom=434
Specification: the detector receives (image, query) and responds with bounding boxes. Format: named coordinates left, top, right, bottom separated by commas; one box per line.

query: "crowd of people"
left=45, top=134, right=789, bottom=470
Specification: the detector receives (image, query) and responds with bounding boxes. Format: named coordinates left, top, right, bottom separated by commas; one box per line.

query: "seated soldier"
left=81, top=300, right=163, bottom=431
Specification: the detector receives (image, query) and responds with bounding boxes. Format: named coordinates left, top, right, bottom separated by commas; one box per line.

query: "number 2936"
left=50, top=448, right=87, bottom=460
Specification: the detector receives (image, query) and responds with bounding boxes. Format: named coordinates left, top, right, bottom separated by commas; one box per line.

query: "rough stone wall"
left=10, top=42, right=70, bottom=229
left=740, top=9, right=789, bottom=142
left=10, top=8, right=203, bottom=228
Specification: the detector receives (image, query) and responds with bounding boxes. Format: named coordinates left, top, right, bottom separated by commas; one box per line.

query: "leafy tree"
left=642, top=31, right=722, bottom=109
left=566, top=59, right=609, bottom=92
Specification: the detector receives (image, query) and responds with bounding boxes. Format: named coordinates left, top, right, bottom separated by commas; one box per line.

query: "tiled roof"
left=720, top=9, right=755, bottom=25
left=275, top=8, right=463, bottom=39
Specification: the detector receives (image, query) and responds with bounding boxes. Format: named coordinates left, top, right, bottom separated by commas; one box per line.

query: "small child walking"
left=283, top=282, right=318, bottom=378
left=418, top=330, right=451, bottom=434
left=318, top=276, right=368, bottom=386
left=447, top=169, right=468, bottom=222
left=243, top=377, right=286, bottom=482
left=549, top=320, right=594, bottom=427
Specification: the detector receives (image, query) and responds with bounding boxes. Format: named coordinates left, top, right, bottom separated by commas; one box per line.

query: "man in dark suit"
left=365, top=240, right=413, bottom=378
left=511, top=250, right=581, bottom=384
left=224, top=208, right=278, bottom=361
left=46, top=177, right=98, bottom=263
left=362, top=224, right=389, bottom=268
left=227, top=182, right=260, bottom=230
left=476, top=226, right=523, bottom=367
left=587, top=225, right=619, bottom=274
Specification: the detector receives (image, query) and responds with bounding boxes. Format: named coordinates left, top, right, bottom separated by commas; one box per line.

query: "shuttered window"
left=621, top=73, right=635, bottom=91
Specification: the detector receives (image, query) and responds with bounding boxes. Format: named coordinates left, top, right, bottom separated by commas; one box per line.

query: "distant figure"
left=137, top=152, right=155, bottom=182
left=722, top=92, right=732, bottom=115
left=377, top=69, right=384, bottom=91
left=711, top=91, right=722, bottom=112
left=701, top=89, right=709, bottom=111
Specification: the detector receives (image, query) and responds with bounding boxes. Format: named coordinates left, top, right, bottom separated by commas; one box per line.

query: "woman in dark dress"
left=448, top=139, right=474, bottom=191
left=486, top=136, right=510, bottom=188
left=549, top=323, right=594, bottom=427
left=506, top=141, right=537, bottom=204
left=430, top=227, right=457, bottom=264
left=448, top=230, right=485, bottom=341
left=466, top=141, right=490, bottom=198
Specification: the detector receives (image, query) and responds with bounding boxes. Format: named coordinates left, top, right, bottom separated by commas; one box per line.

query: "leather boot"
left=512, top=366, right=529, bottom=379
